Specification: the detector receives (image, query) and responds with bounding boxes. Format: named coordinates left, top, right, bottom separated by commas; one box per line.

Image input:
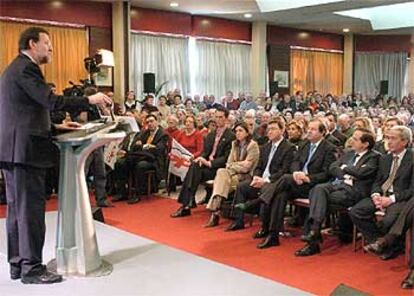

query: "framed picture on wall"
left=95, top=67, right=113, bottom=87
left=273, top=70, right=289, bottom=88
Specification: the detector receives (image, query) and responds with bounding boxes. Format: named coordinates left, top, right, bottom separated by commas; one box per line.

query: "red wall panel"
left=192, top=16, right=251, bottom=41
left=130, top=7, right=192, bottom=35
left=267, top=25, right=343, bottom=50
left=356, top=35, right=411, bottom=53
left=0, top=1, right=112, bottom=28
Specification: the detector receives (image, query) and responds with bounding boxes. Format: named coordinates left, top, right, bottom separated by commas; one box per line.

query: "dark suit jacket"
left=329, top=150, right=380, bottom=199
left=254, top=139, right=295, bottom=183
left=290, top=139, right=337, bottom=187
left=332, top=130, right=347, bottom=147
left=370, top=149, right=414, bottom=202
left=0, top=54, right=90, bottom=168
left=201, top=128, right=235, bottom=169
left=326, top=134, right=341, bottom=147
left=374, top=140, right=387, bottom=155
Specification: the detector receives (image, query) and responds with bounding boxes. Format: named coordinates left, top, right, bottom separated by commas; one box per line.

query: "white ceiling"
left=130, top=0, right=414, bottom=35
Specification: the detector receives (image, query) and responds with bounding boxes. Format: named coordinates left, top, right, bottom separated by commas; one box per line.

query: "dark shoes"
left=253, top=229, right=268, bottom=239
left=21, top=269, right=62, bottom=284
left=112, top=194, right=128, bottom=202
left=401, top=269, right=414, bottom=289
left=234, top=200, right=257, bottom=212
left=127, top=195, right=141, bottom=204
left=295, top=243, right=321, bottom=257
left=96, top=200, right=114, bottom=208
left=301, top=230, right=323, bottom=244
left=225, top=222, right=245, bottom=232
left=10, top=265, right=21, bottom=280
left=171, top=207, right=191, bottom=218
left=204, top=213, right=220, bottom=228
left=257, top=235, right=280, bottom=249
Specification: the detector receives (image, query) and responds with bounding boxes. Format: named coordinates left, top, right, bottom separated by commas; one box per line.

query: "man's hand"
left=117, top=150, right=127, bottom=158
left=250, top=176, right=265, bottom=188
left=380, top=197, right=393, bottom=209
left=54, top=121, right=81, bottom=131
left=293, top=171, right=307, bottom=185
left=87, top=92, right=112, bottom=106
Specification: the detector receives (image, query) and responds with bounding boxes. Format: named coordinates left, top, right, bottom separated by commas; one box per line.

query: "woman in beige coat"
left=205, top=122, right=260, bottom=227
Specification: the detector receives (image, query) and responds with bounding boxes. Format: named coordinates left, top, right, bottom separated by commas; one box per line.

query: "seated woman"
left=286, top=120, right=305, bottom=149
left=176, top=115, right=204, bottom=159
left=204, top=122, right=260, bottom=227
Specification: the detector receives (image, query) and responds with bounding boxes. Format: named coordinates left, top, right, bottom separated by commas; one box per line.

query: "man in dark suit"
left=171, top=106, right=235, bottom=217
left=236, top=118, right=337, bottom=248
left=129, top=114, right=168, bottom=203
left=326, top=112, right=347, bottom=147
left=0, top=27, right=112, bottom=284
left=295, top=128, right=380, bottom=256
left=374, top=117, right=404, bottom=155
left=226, top=118, right=295, bottom=231
left=350, top=126, right=414, bottom=246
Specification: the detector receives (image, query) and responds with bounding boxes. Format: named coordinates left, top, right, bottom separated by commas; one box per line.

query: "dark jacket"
left=371, top=149, right=414, bottom=202
left=201, top=128, right=235, bottom=169
left=0, top=54, right=90, bottom=168
left=329, top=149, right=380, bottom=199
left=254, top=139, right=295, bottom=183
left=291, top=139, right=337, bottom=186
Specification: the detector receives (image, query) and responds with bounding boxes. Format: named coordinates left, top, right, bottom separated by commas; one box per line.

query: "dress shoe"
left=252, top=229, right=268, bottom=239
left=295, top=243, right=321, bottom=257
left=380, top=246, right=403, bottom=261
left=96, top=200, right=114, bottom=208
left=234, top=200, right=257, bottom=212
left=301, top=230, right=323, bottom=244
left=10, top=268, right=21, bottom=280
left=204, top=213, right=220, bottom=227
left=225, top=222, right=245, bottom=232
left=363, top=239, right=387, bottom=255
left=111, top=194, right=128, bottom=202
left=21, top=270, right=63, bottom=284
left=127, top=195, right=141, bottom=204
left=257, top=235, right=280, bottom=249
left=401, top=269, right=414, bottom=289
left=170, top=207, right=191, bottom=218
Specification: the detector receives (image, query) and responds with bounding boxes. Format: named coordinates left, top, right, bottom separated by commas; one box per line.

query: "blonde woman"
left=204, top=122, right=260, bottom=227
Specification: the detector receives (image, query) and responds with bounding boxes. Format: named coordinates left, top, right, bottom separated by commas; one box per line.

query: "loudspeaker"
left=380, top=80, right=388, bottom=95
left=92, top=207, right=105, bottom=223
left=143, top=73, right=155, bottom=94
left=270, top=81, right=279, bottom=97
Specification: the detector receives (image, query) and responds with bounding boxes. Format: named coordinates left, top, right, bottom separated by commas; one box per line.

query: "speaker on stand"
left=143, top=73, right=156, bottom=94
left=380, top=80, right=388, bottom=95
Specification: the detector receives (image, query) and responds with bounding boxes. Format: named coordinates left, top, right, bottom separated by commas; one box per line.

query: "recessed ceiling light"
left=244, top=13, right=252, bottom=18
left=170, top=2, right=179, bottom=7
left=343, top=28, right=350, bottom=33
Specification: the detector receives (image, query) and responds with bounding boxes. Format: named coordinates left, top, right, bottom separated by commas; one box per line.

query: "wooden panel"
left=356, top=35, right=411, bottom=53
left=267, top=45, right=290, bottom=95
left=192, top=16, right=251, bottom=41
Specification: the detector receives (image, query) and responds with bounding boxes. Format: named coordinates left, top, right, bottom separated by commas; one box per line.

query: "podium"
left=48, top=122, right=125, bottom=277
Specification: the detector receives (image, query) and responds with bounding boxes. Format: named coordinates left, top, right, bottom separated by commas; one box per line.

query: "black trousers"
left=307, top=182, right=357, bottom=231
left=261, top=174, right=311, bottom=234
left=233, top=180, right=268, bottom=225
left=3, top=165, right=47, bottom=276
left=85, top=148, right=107, bottom=203
left=177, top=162, right=216, bottom=207
left=349, top=197, right=405, bottom=243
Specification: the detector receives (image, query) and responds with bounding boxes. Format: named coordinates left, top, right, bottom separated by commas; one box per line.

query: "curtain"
left=130, top=33, right=190, bottom=98
left=290, top=49, right=343, bottom=96
left=194, top=39, right=251, bottom=98
left=354, top=52, right=408, bottom=99
left=0, top=21, right=88, bottom=93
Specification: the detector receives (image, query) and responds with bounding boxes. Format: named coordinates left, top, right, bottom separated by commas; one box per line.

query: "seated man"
left=171, top=106, right=235, bottom=217
left=236, top=118, right=337, bottom=248
left=295, top=128, right=380, bottom=256
left=350, top=126, right=414, bottom=247
left=129, top=114, right=168, bottom=203
left=227, top=118, right=295, bottom=231
left=364, top=194, right=414, bottom=289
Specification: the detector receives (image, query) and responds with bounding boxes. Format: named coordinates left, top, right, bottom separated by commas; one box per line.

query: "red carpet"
left=1, top=196, right=411, bottom=295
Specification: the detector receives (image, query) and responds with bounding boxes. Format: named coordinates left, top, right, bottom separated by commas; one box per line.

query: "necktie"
left=146, top=133, right=154, bottom=144
left=349, top=153, right=360, bottom=166
left=302, top=143, right=317, bottom=174
left=381, top=155, right=400, bottom=194
left=262, top=144, right=278, bottom=180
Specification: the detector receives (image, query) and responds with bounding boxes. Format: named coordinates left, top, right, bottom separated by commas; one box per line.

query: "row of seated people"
left=167, top=109, right=414, bottom=290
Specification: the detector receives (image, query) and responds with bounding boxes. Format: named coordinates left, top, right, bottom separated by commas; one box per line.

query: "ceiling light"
left=343, top=28, right=350, bottom=33
left=244, top=13, right=252, bottom=18
left=256, top=0, right=344, bottom=13
left=335, top=2, right=414, bottom=31
left=170, top=2, right=179, bottom=7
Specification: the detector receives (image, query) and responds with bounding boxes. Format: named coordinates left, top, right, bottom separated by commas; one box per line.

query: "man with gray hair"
left=350, top=125, right=414, bottom=258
